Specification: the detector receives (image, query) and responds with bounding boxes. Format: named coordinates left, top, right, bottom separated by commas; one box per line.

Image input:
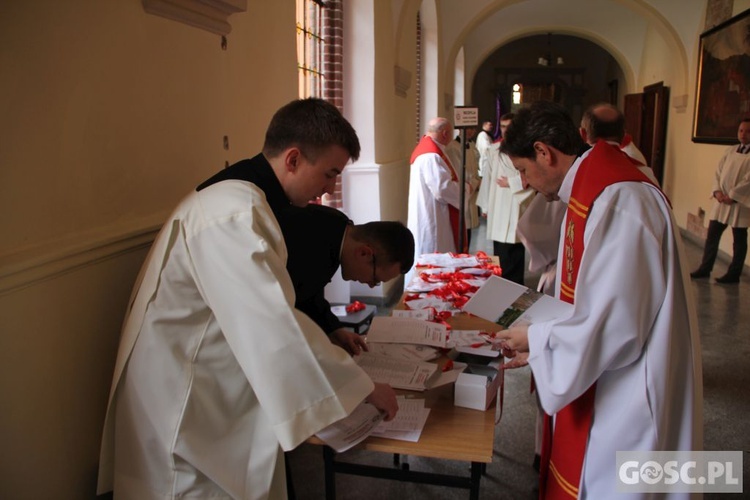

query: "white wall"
left=0, top=1, right=297, bottom=497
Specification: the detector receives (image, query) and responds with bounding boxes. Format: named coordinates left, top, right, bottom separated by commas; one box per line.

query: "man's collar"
left=558, top=148, right=591, bottom=204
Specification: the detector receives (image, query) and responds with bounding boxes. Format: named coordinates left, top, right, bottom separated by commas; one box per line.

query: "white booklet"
left=314, top=402, right=385, bottom=453
left=370, top=397, right=430, bottom=442
left=462, top=275, right=572, bottom=327
left=366, top=316, right=448, bottom=347
left=355, top=352, right=440, bottom=391
left=315, top=397, right=431, bottom=452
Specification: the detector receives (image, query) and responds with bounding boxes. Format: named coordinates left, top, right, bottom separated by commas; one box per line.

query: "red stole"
left=411, top=136, right=467, bottom=252
left=539, top=140, right=663, bottom=499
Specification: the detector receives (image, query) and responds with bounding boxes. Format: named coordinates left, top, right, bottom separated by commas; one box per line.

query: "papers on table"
left=355, top=352, right=439, bottom=391
left=315, top=397, right=431, bottom=452
left=391, top=308, right=432, bottom=321
left=330, top=305, right=348, bottom=317
left=314, top=402, right=384, bottom=453
left=366, top=316, right=448, bottom=348
left=402, top=296, right=456, bottom=312
left=371, top=397, right=430, bottom=442
left=462, top=275, right=572, bottom=327
left=416, top=253, right=480, bottom=268
left=365, top=342, right=441, bottom=362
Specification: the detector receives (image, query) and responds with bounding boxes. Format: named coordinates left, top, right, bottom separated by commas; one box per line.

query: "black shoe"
left=690, top=270, right=710, bottom=279
left=715, top=274, right=739, bottom=284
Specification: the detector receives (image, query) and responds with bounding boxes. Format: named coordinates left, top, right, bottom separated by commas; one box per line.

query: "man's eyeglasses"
left=370, top=253, right=381, bottom=287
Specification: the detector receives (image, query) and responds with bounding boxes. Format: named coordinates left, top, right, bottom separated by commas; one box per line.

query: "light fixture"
left=538, top=32, right=564, bottom=67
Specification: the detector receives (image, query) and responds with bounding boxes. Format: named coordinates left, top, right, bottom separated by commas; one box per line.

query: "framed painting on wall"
left=692, top=9, right=750, bottom=144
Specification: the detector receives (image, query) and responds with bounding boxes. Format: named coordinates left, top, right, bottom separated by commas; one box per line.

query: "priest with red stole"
left=497, top=101, right=702, bottom=499
left=407, top=117, right=467, bottom=275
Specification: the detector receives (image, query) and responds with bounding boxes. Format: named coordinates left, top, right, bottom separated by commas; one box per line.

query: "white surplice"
left=97, top=180, right=374, bottom=500
left=527, top=151, right=703, bottom=499
left=710, top=145, right=750, bottom=227
left=485, top=144, right=536, bottom=244
left=407, top=137, right=462, bottom=265
left=475, top=131, right=493, bottom=213
left=475, top=129, right=492, bottom=178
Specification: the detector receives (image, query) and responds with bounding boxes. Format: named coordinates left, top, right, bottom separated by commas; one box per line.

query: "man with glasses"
left=281, top=203, right=414, bottom=355
left=98, top=98, right=399, bottom=500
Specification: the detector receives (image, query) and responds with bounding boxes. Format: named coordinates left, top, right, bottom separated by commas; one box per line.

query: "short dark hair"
left=500, top=113, right=515, bottom=122
left=501, top=101, right=584, bottom=159
left=262, top=98, right=361, bottom=162
left=582, top=103, right=625, bottom=143
left=349, top=222, right=415, bottom=274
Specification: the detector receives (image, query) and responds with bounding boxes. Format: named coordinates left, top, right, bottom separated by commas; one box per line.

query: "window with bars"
left=296, top=0, right=325, bottom=98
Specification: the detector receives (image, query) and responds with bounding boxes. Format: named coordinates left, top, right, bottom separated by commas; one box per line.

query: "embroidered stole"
left=411, top=135, right=467, bottom=252
left=539, top=140, right=663, bottom=499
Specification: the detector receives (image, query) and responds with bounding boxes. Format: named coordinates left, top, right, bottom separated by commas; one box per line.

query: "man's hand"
left=330, top=328, right=368, bottom=356
left=496, top=176, right=510, bottom=188
left=714, top=190, right=734, bottom=204
left=366, top=382, right=399, bottom=421
left=502, top=351, right=529, bottom=370
left=493, top=325, right=530, bottom=355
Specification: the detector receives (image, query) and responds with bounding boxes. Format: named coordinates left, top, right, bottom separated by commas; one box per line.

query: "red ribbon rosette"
left=345, top=301, right=366, bottom=313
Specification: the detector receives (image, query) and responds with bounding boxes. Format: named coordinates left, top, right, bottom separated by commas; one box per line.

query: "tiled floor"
left=287, top=219, right=749, bottom=499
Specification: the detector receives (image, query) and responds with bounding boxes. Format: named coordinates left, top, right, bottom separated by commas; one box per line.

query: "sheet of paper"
left=370, top=397, right=431, bottom=442
left=511, top=293, right=574, bottom=326
left=374, top=397, right=424, bottom=432
left=391, top=308, right=432, bottom=321
left=365, top=342, right=441, bottom=361
left=462, top=275, right=573, bottom=328
left=462, top=275, right=526, bottom=322
left=447, top=330, right=499, bottom=357
left=403, top=297, right=457, bottom=312
left=331, top=305, right=348, bottom=317
left=355, top=352, right=438, bottom=391
left=447, top=330, right=486, bottom=348
left=366, top=316, right=448, bottom=347
left=314, top=402, right=385, bottom=453
left=404, top=277, right=446, bottom=293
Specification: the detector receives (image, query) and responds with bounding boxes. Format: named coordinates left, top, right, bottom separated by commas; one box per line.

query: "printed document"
left=366, top=316, right=448, bottom=347
left=462, top=275, right=572, bottom=327
left=355, top=352, right=439, bottom=391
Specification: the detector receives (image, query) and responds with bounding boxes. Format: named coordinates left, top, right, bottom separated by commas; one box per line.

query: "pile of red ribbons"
left=345, top=300, right=366, bottom=313
left=405, top=251, right=503, bottom=313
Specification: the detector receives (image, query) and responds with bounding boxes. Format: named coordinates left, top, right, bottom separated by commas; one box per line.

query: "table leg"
left=469, top=462, right=483, bottom=500
left=323, top=446, right=336, bottom=500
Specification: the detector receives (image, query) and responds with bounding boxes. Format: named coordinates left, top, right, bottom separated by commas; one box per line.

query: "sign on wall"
left=454, top=106, right=479, bottom=128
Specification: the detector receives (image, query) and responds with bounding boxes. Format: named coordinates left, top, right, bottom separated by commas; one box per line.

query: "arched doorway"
left=471, top=33, right=624, bottom=131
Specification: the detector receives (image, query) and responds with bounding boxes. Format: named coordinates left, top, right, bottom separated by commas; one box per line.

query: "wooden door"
left=644, top=82, right=669, bottom=185
left=624, top=93, right=644, bottom=150
left=624, top=83, right=669, bottom=185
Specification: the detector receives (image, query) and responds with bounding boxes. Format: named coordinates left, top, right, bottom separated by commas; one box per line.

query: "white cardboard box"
left=452, top=350, right=503, bottom=411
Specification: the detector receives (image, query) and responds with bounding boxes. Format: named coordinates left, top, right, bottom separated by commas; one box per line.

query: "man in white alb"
left=407, top=117, right=468, bottom=268
left=498, top=101, right=702, bottom=500
left=97, top=98, right=398, bottom=500
left=691, top=118, right=750, bottom=284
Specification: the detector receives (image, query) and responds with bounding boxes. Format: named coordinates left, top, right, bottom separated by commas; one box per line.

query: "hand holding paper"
left=493, top=325, right=529, bottom=359
left=365, top=382, right=399, bottom=421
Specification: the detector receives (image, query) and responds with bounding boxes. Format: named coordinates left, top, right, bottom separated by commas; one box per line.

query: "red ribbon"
left=345, top=301, right=366, bottom=313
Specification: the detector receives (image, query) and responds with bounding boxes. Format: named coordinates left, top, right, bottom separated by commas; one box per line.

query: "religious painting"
left=692, top=9, right=750, bottom=144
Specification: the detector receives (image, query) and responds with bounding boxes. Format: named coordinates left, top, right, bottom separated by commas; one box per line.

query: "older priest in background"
left=497, top=101, right=702, bottom=500
left=408, top=117, right=467, bottom=272
left=97, top=98, right=398, bottom=500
